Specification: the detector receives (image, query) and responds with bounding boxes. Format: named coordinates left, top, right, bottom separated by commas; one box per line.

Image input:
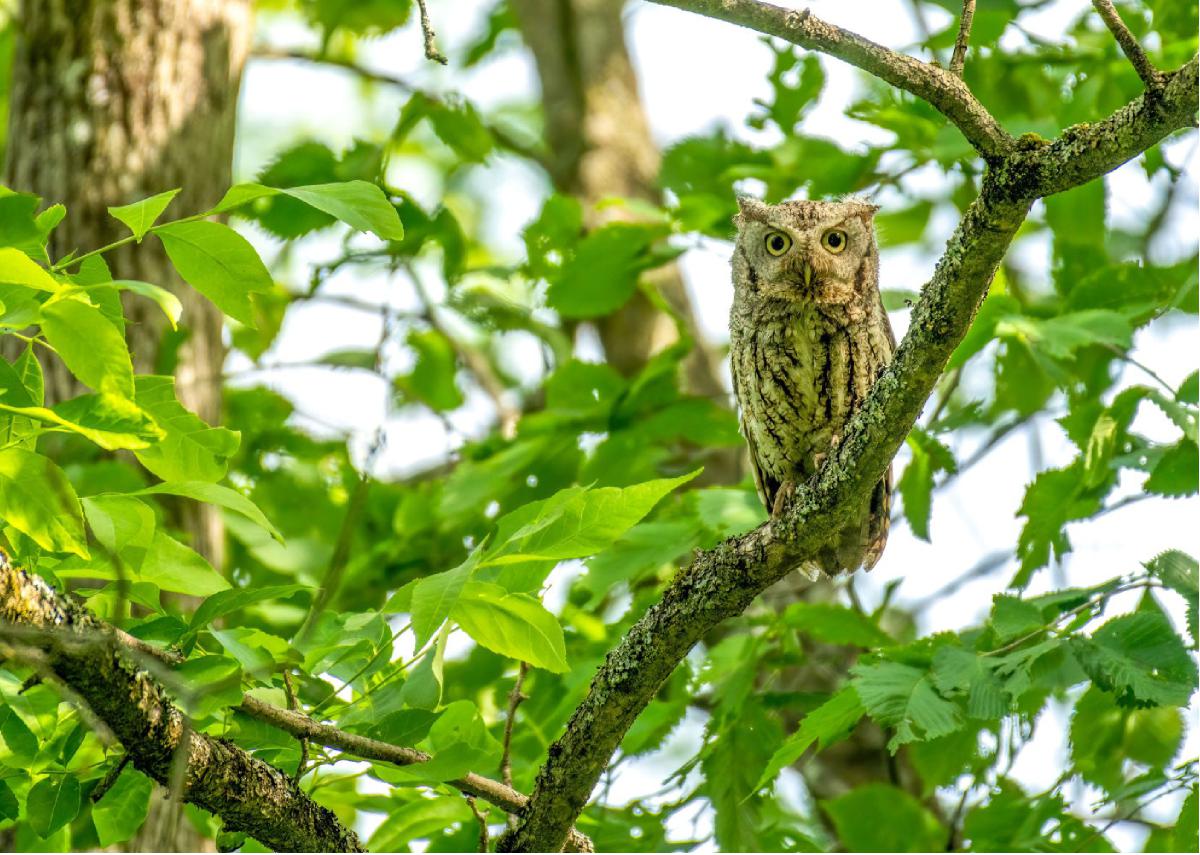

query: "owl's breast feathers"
left=730, top=298, right=895, bottom=574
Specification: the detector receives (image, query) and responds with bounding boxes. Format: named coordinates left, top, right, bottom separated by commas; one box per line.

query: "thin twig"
left=950, top=1, right=976, bottom=77
left=1091, top=0, right=1163, bottom=90
left=416, top=0, right=448, bottom=64
left=501, top=661, right=530, bottom=829
left=91, top=754, right=132, bottom=803
left=467, top=796, right=490, bottom=852
left=282, top=670, right=309, bottom=783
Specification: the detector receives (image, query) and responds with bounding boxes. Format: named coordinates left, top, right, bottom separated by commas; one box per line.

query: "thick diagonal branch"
left=0, top=564, right=363, bottom=853
left=499, top=45, right=1199, bottom=852
left=1091, top=0, right=1164, bottom=90
left=648, top=0, right=1013, bottom=158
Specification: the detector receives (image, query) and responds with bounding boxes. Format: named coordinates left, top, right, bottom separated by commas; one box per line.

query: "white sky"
left=231, top=2, right=1199, bottom=850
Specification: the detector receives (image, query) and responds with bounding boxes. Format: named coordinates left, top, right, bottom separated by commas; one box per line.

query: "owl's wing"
left=730, top=350, right=778, bottom=512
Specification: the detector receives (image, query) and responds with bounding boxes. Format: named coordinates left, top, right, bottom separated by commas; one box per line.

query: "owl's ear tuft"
left=735, top=195, right=769, bottom=225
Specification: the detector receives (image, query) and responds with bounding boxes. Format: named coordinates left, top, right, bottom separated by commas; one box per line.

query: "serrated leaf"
left=930, top=646, right=1009, bottom=720
left=851, top=659, right=963, bottom=750
left=0, top=448, right=88, bottom=557
left=451, top=581, right=568, bottom=673
left=548, top=222, right=672, bottom=319
left=156, top=220, right=273, bottom=326
left=1145, top=440, right=1198, bottom=496
left=1145, top=550, right=1198, bottom=644
left=1070, top=610, right=1198, bottom=708
left=824, top=784, right=945, bottom=852
left=754, top=687, right=865, bottom=791
left=781, top=602, right=893, bottom=647
left=989, top=595, right=1044, bottom=642
left=107, top=189, right=180, bottom=240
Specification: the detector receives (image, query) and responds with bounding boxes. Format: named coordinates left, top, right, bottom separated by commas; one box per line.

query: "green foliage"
left=0, top=2, right=1196, bottom=852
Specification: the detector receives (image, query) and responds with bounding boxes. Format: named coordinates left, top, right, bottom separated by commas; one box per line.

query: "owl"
left=729, top=196, right=895, bottom=576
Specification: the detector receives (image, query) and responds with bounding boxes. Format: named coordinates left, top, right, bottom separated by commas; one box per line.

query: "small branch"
left=467, top=796, right=490, bottom=852
left=0, top=564, right=364, bottom=853
left=416, top=0, right=448, bottom=65
left=648, top=0, right=1013, bottom=158
left=950, top=1, right=976, bottom=77
left=237, top=696, right=595, bottom=853
left=283, top=670, right=310, bottom=783
left=91, top=754, right=132, bottom=803
left=1091, top=0, right=1163, bottom=90
left=501, top=661, right=530, bottom=828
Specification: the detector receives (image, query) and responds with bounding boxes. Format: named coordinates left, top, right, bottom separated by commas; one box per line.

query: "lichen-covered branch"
left=499, top=20, right=1200, bottom=850
left=0, top=563, right=364, bottom=853
left=238, top=696, right=595, bottom=853
left=1091, top=0, right=1164, bottom=90
left=648, top=0, right=1014, bottom=158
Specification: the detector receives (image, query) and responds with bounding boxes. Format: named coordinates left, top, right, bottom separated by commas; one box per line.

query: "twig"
left=501, top=662, right=530, bottom=829
left=950, top=1, right=976, bottom=77
left=416, top=0, right=448, bottom=64
left=91, top=754, right=132, bottom=803
left=467, top=796, right=490, bottom=852
left=282, top=670, right=309, bottom=783
left=1091, top=0, right=1163, bottom=90
left=236, top=695, right=595, bottom=852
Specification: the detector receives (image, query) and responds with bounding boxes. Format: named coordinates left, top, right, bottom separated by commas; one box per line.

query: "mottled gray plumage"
left=729, top=196, right=895, bottom=576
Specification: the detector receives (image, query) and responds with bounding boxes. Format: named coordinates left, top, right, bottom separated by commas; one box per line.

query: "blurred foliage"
left=0, top=0, right=1197, bottom=852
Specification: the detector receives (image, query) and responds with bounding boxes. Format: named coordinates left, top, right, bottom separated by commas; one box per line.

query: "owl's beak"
left=800, top=261, right=814, bottom=287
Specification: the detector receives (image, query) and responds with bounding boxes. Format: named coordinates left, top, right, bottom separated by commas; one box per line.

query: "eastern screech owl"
left=729, top=196, right=895, bottom=576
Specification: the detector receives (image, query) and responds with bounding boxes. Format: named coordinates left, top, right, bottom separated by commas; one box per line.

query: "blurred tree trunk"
left=511, top=0, right=740, bottom=483
left=3, top=2, right=251, bottom=850
left=4, top=0, right=252, bottom=569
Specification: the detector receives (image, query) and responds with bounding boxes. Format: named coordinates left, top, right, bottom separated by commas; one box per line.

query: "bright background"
left=229, top=1, right=1199, bottom=848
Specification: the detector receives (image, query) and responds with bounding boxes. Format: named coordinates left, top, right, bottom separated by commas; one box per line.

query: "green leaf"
left=484, top=470, right=699, bottom=564
left=1145, top=550, right=1198, bottom=644
left=26, top=773, right=81, bottom=838
left=0, top=247, right=60, bottom=291
left=138, top=530, right=230, bottom=596
left=0, top=779, right=17, bottom=821
left=898, top=429, right=957, bottom=540
left=989, top=595, right=1044, bottom=642
left=0, top=448, right=88, bottom=557
left=1070, top=609, right=1198, bottom=707
left=1145, top=439, right=1198, bottom=497
left=851, top=659, right=963, bottom=750
left=930, top=646, right=1009, bottom=719
left=395, top=328, right=463, bottom=412
left=213, top=181, right=403, bottom=240
left=1175, top=787, right=1198, bottom=854
left=40, top=293, right=134, bottom=397
left=824, top=783, right=945, bottom=852
left=0, top=391, right=163, bottom=451
left=156, top=220, right=273, bottom=326
left=190, top=584, right=308, bottom=630
left=82, top=494, right=156, bottom=566
left=400, top=627, right=448, bottom=711
left=754, top=687, right=865, bottom=791
left=99, top=279, right=183, bottom=329
left=1015, top=461, right=1103, bottom=583
left=132, top=376, right=240, bottom=483
left=410, top=547, right=482, bottom=648
left=0, top=702, right=39, bottom=762
left=134, top=481, right=282, bottom=543
left=213, top=626, right=290, bottom=673
left=548, top=222, right=673, bottom=319
left=394, top=700, right=501, bottom=783
left=781, top=602, right=893, bottom=647
left=107, top=189, right=180, bottom=240
left=995, top=309, right=1132, bottom=360
left=92, top=768, right=152, bottom=846
left=451, top=581, right=568, bottom=673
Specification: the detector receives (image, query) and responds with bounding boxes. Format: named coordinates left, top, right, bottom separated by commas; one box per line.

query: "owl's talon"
left=771, top=481, right=798, bottom=518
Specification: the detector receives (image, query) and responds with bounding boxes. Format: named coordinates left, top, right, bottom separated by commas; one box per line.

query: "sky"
left=230, top=1, right=1199, bottom=849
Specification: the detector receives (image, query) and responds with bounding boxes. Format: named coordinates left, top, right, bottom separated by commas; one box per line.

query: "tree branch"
left=647, top=0, right=1014, bottom=158
left=498, top=20, right=1199, bottom=849
left=416, top=0, right=448, bottom=65
left=237, top=696, right=595, bottom=853
left=0, top=564, right=363, bottom=853
left=1091, top=0, right=1164, bottom=90
left=950, top=1, right=976, bottom=77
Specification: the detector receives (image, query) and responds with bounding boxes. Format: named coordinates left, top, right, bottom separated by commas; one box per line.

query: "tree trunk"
left=3, top=2, right=251, bottom=849
left=4, top=0, right=252, bottom=569
left=511, top=0, right=738, bottom=485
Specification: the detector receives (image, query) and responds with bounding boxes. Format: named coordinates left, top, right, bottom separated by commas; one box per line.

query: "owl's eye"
left=764, top=231, right=792, bottom=256
left=821, top=229, right=848, bottom=254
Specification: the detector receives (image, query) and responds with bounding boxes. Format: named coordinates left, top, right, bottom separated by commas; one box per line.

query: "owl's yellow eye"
left=821, top=229, right=848, bottom=254
left=764, top=231, right=792, bottom=256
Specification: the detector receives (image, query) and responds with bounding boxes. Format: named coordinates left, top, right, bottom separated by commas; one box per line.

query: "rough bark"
left=498, top=1, right=1198, bottom=845
left=0, top=561, right=364, bottom=853
left=511, top=0, right=734, bottom=464
left=3, top=0, right=252, bottom=568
